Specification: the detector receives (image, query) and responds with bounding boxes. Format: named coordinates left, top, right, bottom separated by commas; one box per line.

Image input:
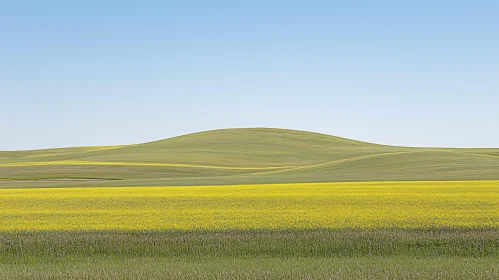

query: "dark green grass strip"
left=2, top=229, right=498, bottom=279
left=2, top=256, right=498, bottom=280
left=1, top=229, right=498, bottom=263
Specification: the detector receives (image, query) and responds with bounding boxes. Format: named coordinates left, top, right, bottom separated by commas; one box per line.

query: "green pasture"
left=1, top=128, right=498, bottom=188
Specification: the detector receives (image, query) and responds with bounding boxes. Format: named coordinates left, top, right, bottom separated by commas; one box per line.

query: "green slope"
left=1, top=128, right=498, bottom=188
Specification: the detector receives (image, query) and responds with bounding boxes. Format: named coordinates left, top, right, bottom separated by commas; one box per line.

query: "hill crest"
left=1, top=127, right=499, bottom=187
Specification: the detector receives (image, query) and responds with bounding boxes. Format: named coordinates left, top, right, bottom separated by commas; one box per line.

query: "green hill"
left=1, top=128, right=498, bottom=188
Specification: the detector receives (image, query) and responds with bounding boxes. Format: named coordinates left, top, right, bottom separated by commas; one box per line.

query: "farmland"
left=1, top=129, right=499, bottom=279
left=1, top=181, right=498, bottom=231
left=2, top=128, right=499, bottom=188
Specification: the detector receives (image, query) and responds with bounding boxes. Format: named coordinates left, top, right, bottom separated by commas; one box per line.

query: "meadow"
left=1, top=129, right=499, bottom=279
left=1, top=181, right=499, bottom=279
left=2, top=128, right=499, bottom=188
left=2, top=230, right=499, bottom=279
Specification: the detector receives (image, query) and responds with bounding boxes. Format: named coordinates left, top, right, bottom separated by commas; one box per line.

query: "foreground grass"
left=2, top=256, right=498, bottom=280
left=1, top=230, right=498, bottom=279
left=2, top=230, right=498, bottom=261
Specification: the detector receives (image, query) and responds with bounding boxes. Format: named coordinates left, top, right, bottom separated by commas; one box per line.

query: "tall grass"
left=1, top=229, right=498, bottom=279
left=1, top=229, right=498, bottom=263
left=2, top=256, right=498, bottom=280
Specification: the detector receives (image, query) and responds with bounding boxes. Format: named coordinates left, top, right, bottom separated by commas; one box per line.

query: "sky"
left=1, top=0, right=498, bottom=150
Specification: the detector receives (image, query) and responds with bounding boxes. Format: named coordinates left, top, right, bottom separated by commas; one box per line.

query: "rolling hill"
left=1, top=128, right=499, bottom=188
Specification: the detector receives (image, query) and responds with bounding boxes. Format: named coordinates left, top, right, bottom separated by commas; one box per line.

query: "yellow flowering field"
left=0, top=181, right=498, bottom=231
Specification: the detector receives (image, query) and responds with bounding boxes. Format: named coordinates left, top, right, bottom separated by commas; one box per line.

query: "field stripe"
left=0, top=160, right=296, bottom=170
left=239, top=151, right=413, bottom=177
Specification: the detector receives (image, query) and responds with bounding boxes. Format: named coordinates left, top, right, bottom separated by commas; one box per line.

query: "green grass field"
left=1, top=128, right=498, bottom=279
left=1, top=128, right=499, bottom=188
left=2, top=230, right=499, bottom=279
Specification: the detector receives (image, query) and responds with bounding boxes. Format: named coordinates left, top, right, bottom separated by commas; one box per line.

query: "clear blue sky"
left=1, top=0, right=498, bottom=150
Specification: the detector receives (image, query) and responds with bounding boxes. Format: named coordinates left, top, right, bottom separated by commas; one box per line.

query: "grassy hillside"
left=1, top=128, right=498, bottom=188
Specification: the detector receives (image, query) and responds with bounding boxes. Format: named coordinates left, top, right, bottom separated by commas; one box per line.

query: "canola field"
left=1, top=181, right=498, bottom=231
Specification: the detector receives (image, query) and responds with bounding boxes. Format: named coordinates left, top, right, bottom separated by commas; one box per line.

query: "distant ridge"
left=1, top=127, right=499, bottom=188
